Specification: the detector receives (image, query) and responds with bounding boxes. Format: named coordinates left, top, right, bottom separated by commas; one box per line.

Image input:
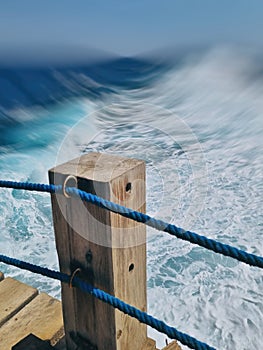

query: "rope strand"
left=0, top=253, right=215, bottom=350
left=0, top=180, right=262, bottom=269
left=1, top=179, right=262, bottom=349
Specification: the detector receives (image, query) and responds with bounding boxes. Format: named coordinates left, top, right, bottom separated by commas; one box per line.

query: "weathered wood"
left=49, top=152, right=147, bottom=350
left=162, top=341, right=182, bottom=350
left=0, top=271, right=4, bottom=281
left=0, top=293, right=64, bottom=349
left=141, top=337, right=157, bottom=349
left=141, top=338, right=182, bottom=350
left=0, top=277, right=38, bottom=327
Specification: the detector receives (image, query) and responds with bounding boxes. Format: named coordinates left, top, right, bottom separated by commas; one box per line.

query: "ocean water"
left=0, top=46, right=262, bottom=350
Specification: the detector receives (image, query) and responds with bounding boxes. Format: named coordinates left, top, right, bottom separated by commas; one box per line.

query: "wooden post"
left=49, top=152, right=147, bottom=350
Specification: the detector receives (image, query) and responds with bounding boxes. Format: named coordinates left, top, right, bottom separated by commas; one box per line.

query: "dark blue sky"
left=1, top=0, right=262, bottom=57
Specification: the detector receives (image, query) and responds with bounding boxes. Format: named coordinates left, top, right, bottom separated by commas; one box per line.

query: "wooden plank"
left=162, top=340, right=182, bottom=350
left=141, top=337, right=157, bottom=349
left=141, top=338, right=181, bottom=350
left=0, top=271, right=4, bottom=281
left=0, top=277, right=38, bottom=327
left=49, top=152, right=147, bottom=350
left=0, top=293, right=64, bottom=350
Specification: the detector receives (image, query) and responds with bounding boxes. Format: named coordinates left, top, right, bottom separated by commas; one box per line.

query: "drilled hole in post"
left=117, top=330, right=122, bottom=339
left=126, top=182, right=132, bottom=193
left=129, top=263, right=134, bottom=272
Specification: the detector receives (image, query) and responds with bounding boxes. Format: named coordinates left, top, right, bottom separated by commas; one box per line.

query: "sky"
left=1, top=0, right=263, bottom=60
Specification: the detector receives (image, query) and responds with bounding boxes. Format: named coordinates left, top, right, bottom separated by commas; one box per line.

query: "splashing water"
left=0, top=46, right=262, bottom=349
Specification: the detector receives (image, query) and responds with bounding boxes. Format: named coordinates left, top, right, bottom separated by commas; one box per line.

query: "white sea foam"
left=0, top=45, right=262, bottom=349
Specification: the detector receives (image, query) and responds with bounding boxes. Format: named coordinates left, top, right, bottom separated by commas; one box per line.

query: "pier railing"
left=0, top=152, right=262, bottom=350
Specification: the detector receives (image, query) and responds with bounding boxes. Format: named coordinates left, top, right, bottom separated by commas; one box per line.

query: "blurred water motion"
left=0, top=45, right=262, bottom=350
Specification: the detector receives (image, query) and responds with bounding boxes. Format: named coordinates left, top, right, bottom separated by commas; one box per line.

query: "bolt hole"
left=126, top=182, right=132, bottom=193
left=129, top=263, right=134, bottom=272
left=86, top=250, right=92, bottom=263
left=117, top=330, right=122, bottom=339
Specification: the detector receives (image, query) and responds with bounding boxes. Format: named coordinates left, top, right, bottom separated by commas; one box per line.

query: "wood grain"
left=0, top=293, right=63, bottom=349
left=49, top=152, right=147, bottom=350
left=141, top=337, right=157, bottom=349
left=0, top=277, right=38, bottom=327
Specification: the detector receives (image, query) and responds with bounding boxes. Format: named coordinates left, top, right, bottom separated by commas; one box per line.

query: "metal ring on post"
left=69, top=268, right=81, bottom=288
left=63, top=175, right=78, bottom=198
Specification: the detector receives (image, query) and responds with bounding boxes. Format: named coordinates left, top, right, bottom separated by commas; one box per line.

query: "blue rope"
left=0, top=253, right=215, bottom=350
left=0, top=180, right=263, bottom=269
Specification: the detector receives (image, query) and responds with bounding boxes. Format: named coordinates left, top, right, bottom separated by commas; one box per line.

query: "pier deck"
left=0, top=271, right=63, bottom=349
left=0, top=271, right=180, bottom=349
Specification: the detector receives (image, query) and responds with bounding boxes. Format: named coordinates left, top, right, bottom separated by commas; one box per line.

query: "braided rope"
left=0, top=253, right=215, bottom=350
left=0, top=180, right=262, bottom=269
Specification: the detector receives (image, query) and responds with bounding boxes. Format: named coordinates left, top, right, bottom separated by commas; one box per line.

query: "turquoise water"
left=0, top=46, right=262, bottom=349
